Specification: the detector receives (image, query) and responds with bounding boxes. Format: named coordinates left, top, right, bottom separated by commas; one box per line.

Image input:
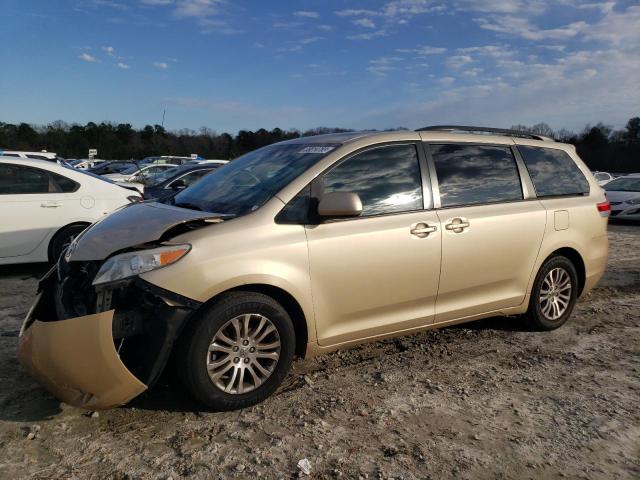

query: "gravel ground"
left=0, top=224, right=638, bottom=479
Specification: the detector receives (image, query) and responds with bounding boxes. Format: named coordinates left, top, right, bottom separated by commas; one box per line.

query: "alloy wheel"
left=539, top=267, right=572, bottom=320
left=206, top=314, right=281, bottom=394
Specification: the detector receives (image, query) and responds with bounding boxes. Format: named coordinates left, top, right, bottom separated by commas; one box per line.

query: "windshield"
left=120, top=165, right=140, bottom=175
left=147, top=166, right=180, bottom=187
left=605, top=177, right=640, bottom=192
left=172, top=143, right=339, bottom=215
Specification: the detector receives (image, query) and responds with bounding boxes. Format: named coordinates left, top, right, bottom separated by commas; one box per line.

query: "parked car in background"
left=592, top=171, right=614, bottom=186
left=18, top=126, right=609, bottom=411
left=88, top=161, right=137, bottom=175
left=605, top=174, right=640, bottom=221
left=0, top=150, right=64, bottom=163
left=103, top=163, right=176, bottom=183
left=143, top=163, right=222, bottom=201
left=74, top=159, right=108, bottom=170
left=141, top=156, right=194, bottom=166
left=186, top=159, right=229, bottom=166
left=0, top=157, right=142, bottom=264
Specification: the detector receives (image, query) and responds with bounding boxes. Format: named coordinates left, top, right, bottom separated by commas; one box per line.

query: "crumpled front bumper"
left=18, top=262, right=200, bottom=410
left=18, top=295, right=147, bottom=409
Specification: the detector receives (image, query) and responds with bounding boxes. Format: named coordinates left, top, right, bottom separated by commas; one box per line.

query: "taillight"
left=597, top=200, right=610, bottom=217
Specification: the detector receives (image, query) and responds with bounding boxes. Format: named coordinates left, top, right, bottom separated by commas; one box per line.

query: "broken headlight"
left=92, top=244, right=191, bottom=286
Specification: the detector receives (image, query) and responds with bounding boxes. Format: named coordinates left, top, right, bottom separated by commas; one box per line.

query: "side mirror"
left=171, top=179, right=186, bottom=190
left=317, top=192, right=363, bottom=217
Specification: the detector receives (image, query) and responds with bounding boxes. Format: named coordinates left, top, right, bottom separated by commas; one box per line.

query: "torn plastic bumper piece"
left=18, top=304, right=147, bottom=409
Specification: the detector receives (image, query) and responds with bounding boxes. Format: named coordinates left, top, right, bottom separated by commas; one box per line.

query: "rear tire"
left=48, top=224, right=88, bottom=263
left=176, top=291, right=295, bottom=411
left=525, top=255, right=578, bottom=331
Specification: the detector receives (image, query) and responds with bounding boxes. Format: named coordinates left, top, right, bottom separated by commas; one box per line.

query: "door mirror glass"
left=317, top=192, right=362, bottom=217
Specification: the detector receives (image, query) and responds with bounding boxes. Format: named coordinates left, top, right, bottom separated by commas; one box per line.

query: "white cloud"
left=583, top=4, right=640, bottom=47
left=356, top=44, right=640, bottom=132
left=117, top=62, right=130, bottom=69
left=173, top=0, right=221, bottom=18
left=367, top=56, right=404, bottom=75
left=153, top=61, right=169, bottom=69
left=318, top=24, right=333, bottom=31
left=140, top=0, right=173, bottom=5
left=336, top=0, right=444, bottom=25
left=475, top=16, right=587, bottom=40
left=300, top=36, right=323, bottom=45
left=347, top=29, right=388, bottom=40
left=397, top=45, right=446, bottom=55
left=79, top=53, right=98, bottom=62
left=354, top=18, right=376, bottom=28
left=294, top=11, right=319, bottom=19
left=447, top=55, right=473, bottom=68
left=102, top=46, right=116, bottom=56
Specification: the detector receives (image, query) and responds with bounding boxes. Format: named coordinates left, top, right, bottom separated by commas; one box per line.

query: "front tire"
left=176, top=292, right=295, bottom=411
left=525, top=256, right=578, bottom=331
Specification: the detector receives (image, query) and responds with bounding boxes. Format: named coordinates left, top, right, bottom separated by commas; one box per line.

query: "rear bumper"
left=18, top=304, right=147, bottom=409
left=581, top=234, right=609, bottom=297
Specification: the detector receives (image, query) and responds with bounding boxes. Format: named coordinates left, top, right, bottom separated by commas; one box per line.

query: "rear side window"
left=518, top=146, right=589, bottom=197
left=0, top=164, right=54, bottom=194
left=431, top=144, right=523, bottom=208
left=321, top=144, right=423, bottom=216
left=51, top=173, right=80, bottom=193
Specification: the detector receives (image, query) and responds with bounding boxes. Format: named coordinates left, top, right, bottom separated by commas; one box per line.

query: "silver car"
left=606, top=174, right=640, bottom=221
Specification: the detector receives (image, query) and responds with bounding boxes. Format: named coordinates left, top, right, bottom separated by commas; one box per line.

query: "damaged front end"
left=18, top=202, right=223, bottom=409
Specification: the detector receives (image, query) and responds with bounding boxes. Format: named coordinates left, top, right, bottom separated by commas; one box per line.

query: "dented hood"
left=67, top=202, right=223, bottom=261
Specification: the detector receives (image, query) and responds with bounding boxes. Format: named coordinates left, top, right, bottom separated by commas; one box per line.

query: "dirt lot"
left=0, top=224, right=638, bottom=479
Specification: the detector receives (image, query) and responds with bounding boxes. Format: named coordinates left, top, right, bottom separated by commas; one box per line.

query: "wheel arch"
left=544, top=247, right=586, bottom=296
left=47, top=221, right=92, bottom=262
left=195, top=283, right=309, bottom=358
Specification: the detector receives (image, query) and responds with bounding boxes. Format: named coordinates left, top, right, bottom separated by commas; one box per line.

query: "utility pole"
left=161, top=108, right=166, bottom=128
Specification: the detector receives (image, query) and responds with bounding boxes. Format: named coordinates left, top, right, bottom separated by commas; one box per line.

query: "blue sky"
left=1, top=0, right=639, bottom=133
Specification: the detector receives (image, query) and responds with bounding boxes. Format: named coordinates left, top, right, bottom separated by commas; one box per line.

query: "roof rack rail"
left=415, top=125, right=554, bottom=142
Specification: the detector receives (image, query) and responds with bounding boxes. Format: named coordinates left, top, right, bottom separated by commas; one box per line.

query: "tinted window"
left=519, top=146, right=589, bottom=197
left=432, top=144, right=522, bottom=207
left=276, top=186, right=312, bottom=224
left=604, top=177, right=640, bottom=192
left=321, top=144, right=423, bottom=216
left=51, top=173, right=79, bottom=193
left=174, top=169, right=213, bottom=187
left=2, top=153, right=20, bottom=157
left=0, top=165, right=53, bottom=194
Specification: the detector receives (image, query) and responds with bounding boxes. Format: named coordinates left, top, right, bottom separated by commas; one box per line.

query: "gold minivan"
left=19, top=126, right=610, bottom=410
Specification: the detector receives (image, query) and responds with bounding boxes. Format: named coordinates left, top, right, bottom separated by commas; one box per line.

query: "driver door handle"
left=40, top=201, right=62, bottom=208
left=445, top=217, right=470, bottom=232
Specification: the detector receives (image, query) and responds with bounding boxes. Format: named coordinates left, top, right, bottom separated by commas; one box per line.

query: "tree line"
left=1, top=117, right=638, bottom=172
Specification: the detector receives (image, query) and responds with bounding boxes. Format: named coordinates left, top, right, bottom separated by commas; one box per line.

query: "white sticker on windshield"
left=298, top=146, right=335, bottom=154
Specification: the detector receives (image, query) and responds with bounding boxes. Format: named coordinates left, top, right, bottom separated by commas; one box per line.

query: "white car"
left=0, top=157, right=142, bottom=265
left=0, top=150, right=63, bottom=162
left=74, top=159, right=108, bottom=170
left=605, top=174, right=640, bottom=221
left=592, top=171, right=614, bottom=186
left=104, top=163, right=176, bottom=183
left=186, top=159, right=230, bottom=166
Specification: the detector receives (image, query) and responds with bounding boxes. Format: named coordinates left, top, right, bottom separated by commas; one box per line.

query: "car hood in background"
left=66, top=202, right=225, bottom=262
left=606, top=190, right=640, bottom=203
left=115, top=181, right=145, bottom=194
